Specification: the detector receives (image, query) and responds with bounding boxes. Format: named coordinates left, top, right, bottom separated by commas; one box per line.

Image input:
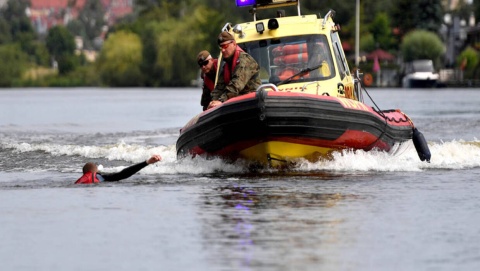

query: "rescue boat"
left=176, top=0, right=431, bottom=167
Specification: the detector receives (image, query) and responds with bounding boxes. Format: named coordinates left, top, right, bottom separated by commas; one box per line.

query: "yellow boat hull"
left=240, top=141, right=335, bottom=166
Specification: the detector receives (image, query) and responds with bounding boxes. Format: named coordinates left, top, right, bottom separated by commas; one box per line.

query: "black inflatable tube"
left=412, top=128, right=431, bottom=162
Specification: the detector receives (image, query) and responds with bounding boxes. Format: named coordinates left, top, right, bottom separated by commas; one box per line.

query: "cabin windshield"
left=238, top=34, right=335, bottom=84
left=412, top=61, right=434, bottom=73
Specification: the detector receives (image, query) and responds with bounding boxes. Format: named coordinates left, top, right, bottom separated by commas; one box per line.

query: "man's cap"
left=197, top=50, right=211, bottom=63
left=217, top=31, right=235, bottom=45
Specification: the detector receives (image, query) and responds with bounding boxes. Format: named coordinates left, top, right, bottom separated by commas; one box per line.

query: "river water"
left=1, top=88, right=479, bottom=271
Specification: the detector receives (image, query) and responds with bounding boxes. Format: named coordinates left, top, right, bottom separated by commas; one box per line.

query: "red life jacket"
left=203, top=59, right=218, bottom=92
left=75, top=171, right=101, bottom=184
left=223, top=46, right=245, bottom=84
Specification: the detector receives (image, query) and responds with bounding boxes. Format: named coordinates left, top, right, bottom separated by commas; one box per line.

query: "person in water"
left=74, top=155, right=162, bottom=184
left=197, top=50, right=218, bottom=111
left=208, top=31, right=261, bottom=109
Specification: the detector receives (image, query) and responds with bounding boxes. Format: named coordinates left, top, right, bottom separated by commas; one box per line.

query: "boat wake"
left=2, top=138, right=480, bottom=175
left=295, top=139, right=480, bottom=172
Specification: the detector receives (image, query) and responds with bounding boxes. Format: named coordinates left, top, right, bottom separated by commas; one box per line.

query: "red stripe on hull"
left=185, top=129, right=392, bottom=159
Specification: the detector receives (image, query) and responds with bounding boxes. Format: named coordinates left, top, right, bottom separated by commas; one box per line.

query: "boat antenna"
left=250, top=7, right=257, bottom=21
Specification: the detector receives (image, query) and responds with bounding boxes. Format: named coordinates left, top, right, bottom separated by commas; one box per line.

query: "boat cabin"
left=219, top=0, right=358, bottom=99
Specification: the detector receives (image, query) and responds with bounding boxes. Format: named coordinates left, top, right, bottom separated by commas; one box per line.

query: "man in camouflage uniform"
left=208, top=31, right=261, bottom=109
left=197, top=50, right=218, bottom=111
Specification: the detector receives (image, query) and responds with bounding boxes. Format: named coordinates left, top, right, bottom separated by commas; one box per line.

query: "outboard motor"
left=412, top=128, right=431, bottom=162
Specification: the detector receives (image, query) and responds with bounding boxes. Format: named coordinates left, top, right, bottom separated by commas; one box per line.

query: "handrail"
left=302, top=81, right=319, bottom=94
left=322, top=10, right=335, bottom=29
left=221, top=23, right=232, bottom=32
left=256, top=83, right=279, bottom=92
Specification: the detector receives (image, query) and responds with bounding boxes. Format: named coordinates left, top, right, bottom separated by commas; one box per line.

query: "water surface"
left=1, top=88, right=480, bottom=271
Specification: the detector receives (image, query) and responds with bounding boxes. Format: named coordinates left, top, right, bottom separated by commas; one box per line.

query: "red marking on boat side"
left=196, top=129, right=391, bottom=158
left=277, top=87, right=302, bottom=92
left=337, top=98, right=370, bottom=112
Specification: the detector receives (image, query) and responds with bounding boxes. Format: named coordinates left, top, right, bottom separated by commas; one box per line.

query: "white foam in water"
left=6, top=141, right=168, bottom=162
left=295, top=139, right=480, bottom=172
left=155, top=156, right=245, bottom=175
left=2, top=140, right=246, bottom=175
left=3, top=139, right=480, bottom=174
left=295, top=147, right=423, bottom=172
left=427, top=139, right=480, bottom=169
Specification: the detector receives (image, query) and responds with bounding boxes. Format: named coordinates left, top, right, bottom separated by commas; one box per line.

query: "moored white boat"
left=402, top=59, right=439, bottom=88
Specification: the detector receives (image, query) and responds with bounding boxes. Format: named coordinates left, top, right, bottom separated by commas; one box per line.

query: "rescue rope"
left=357, top=77, right=389, bottom=150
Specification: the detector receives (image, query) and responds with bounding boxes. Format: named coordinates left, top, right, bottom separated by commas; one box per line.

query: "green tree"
left=96, top=30, right=144, bottom=86
left=0, top=17, right=12, bottom=44
left=416, top=0, right=444, bottom=32
left=151, top=5, right=223, bottom=86
left=1, top=0, right=34, bottom=42
left=0, top=0, right=50, bottom=66
left=400, top=30, right=444, bottom=65
left=390, top=0, right=443, bottom=36
left=390, top=0, right=417, bottom=36
left=26, top=41, right=51, bottom=66
left=457, top=46, right=479, bottom=79
left=0, top=44, right=28, bottom=87
left=116, top=2, right=223, bottom=86
left=369, top=12, right=394, bottom=50
left=46, top=26, right=77, bottom=74
left=475, top=0, right=480, bottom=24
left=301, top=0, right=356, bottom=47
left=77, top=0, right=106, bottom=50
left=138, top=21, right=164, bottom=86
left=301, top=0, right=393, bottom=56
left=46, top=26, right=76, bottom=57
left=303, top=0, right=353, bottom=26
left=360, top=33, right=375, bottom=52
left=66, top=19, right=87, bottom=46
left=0, top=0, right=38, bottom=55
left=449, top=0, right=472, bottom=19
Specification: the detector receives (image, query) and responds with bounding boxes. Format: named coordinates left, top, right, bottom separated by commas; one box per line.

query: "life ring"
left=272, top=46, right=283, bottom=56
left=363, top=73, right=373, bottom=86
left=272, top=44, right=307, bottom=56
left=281, top=44, right=307, bottom=55
left=273, top=53, right=308, bottom=65
left=277, top=67, right=310, bottom=81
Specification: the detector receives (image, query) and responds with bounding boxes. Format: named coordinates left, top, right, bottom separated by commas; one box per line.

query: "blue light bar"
left=236, top=0, right=256, bottom=7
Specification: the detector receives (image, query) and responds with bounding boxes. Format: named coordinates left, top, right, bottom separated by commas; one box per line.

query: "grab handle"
left=256, top=83, right=279, bottom=92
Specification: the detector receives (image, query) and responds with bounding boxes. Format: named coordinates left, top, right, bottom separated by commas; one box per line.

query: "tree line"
left=0, top=0, right=479, bottom=87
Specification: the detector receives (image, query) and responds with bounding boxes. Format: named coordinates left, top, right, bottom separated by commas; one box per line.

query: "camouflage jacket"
left=211, top=52, right=261, bottom=102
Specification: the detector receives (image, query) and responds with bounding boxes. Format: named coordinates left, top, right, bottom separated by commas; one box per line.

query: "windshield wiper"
left=276, top=64, right=322, bottom=86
